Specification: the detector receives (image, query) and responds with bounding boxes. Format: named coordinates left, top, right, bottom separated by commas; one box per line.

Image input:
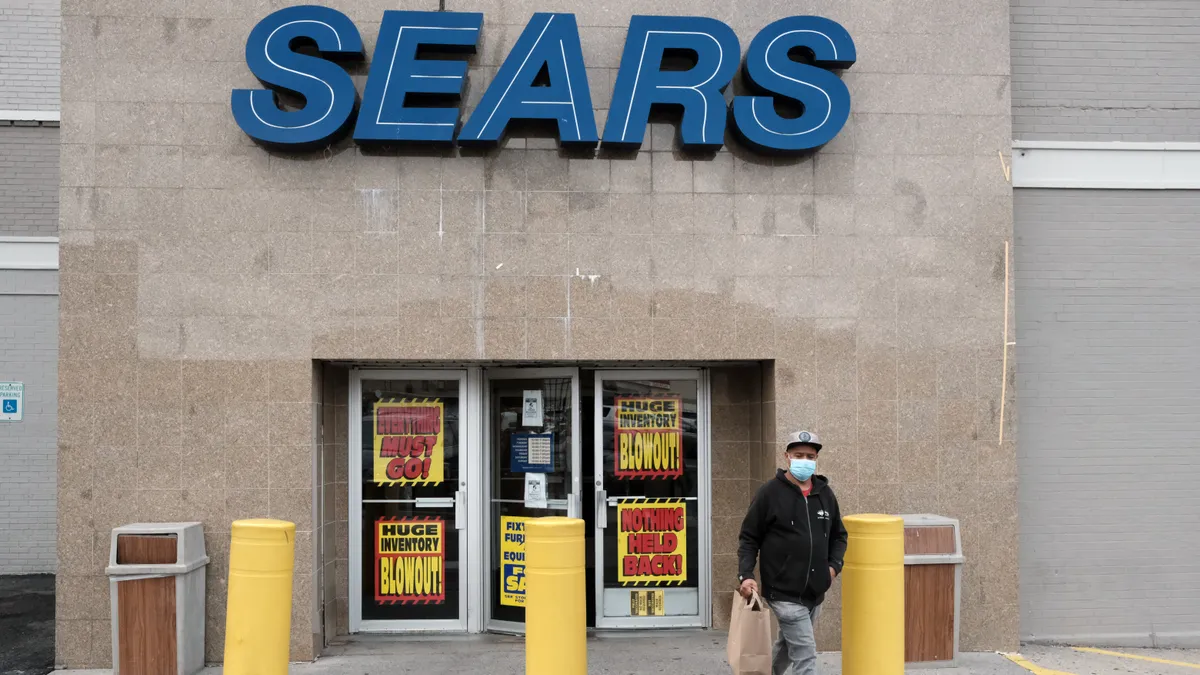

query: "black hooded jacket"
left=737, top=470, right=848, bottom=608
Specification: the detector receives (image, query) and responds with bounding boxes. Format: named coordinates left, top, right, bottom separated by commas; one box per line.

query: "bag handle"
left=745, top=590, right=765, bottom=612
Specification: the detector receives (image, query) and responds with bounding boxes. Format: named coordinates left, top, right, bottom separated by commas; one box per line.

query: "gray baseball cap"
left=786, top=430, right=822, bottom=451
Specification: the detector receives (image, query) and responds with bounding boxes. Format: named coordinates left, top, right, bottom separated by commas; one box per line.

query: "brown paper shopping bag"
left=727, top=591, right=774, bottom=675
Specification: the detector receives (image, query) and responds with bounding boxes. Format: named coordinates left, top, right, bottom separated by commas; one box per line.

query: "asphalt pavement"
left=0, top=574, right=54, bottom=675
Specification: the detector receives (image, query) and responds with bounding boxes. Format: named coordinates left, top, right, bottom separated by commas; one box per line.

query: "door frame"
left=591, top=368, right=713, bottom=629
left=345, top=365, right=712, bottom=634
left=482, top=366, right=582, bottom=633
left=348, top=368, right=484, bottom=634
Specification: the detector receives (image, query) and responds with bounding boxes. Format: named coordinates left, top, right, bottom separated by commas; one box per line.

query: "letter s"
left=231, top=6, right=364, bottom=150
left=732, top=16, right=856, bottom=153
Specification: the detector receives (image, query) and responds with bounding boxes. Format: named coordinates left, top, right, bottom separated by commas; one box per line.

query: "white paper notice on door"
left=524, top=473, right=548, bottom=509
left=526, top=434, right=552, bottom=467
left=522, top=390, right=544, bottom=427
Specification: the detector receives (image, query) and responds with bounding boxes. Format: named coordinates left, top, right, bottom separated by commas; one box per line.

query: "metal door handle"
left=415, top=498, right=455, bottom=508
left=454, top=490, right=465, bottom=530
left=596, top=489, right=607, bottom=529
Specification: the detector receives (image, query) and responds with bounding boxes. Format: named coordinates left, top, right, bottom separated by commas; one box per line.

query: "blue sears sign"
left=231, top=7, right=856, bottom=153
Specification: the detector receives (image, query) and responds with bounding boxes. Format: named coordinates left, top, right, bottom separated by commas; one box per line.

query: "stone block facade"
left=57, top=0, right=1015, bottom=665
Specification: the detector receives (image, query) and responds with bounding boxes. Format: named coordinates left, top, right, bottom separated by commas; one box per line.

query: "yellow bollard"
left=841, top=514, right=904, bottom=675
left=224, top=519, right=296, bottom=675
left=525, top=517, right=586, bottom=675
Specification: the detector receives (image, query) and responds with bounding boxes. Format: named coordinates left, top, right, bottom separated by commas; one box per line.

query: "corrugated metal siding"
left=1015, top=189, right=1200, bottom=647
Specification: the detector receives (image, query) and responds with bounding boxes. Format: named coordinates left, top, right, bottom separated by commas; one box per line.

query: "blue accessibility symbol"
left=2, top=400, right=16, bottom=414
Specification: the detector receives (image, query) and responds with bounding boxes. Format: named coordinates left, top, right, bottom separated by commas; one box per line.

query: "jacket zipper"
left=801, top=491, right=812, bottom=596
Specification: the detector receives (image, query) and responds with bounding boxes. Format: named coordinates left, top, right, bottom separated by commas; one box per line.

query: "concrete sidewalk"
left=60, top=632, right=1200, bottom=674
left=46, top=631, right=1032, bottom=675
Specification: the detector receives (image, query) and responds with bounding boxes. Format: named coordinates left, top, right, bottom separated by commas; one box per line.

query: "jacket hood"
left=774, top=468, right=830, bottom=495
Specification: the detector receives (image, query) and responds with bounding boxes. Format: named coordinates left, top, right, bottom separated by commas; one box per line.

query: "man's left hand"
left=830, top=566, right=837, bottom=581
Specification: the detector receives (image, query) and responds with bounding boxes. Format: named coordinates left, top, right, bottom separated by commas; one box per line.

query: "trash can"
left=106, top=523, right=209, bottom=675
left=899, top=514, right=963, bottom=667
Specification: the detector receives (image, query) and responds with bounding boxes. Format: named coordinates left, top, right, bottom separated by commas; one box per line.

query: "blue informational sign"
left=510, top=433, right=555, bottom=473
left=0, top=382, right=23, bottom=422
left=232, top=8, right=857, bottom=154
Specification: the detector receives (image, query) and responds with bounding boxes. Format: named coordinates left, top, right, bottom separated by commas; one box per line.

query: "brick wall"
left=1014, top=189, right=1200, bottom=646
left=0, top=0, right=63, bottom=574
left=0, top=269, right=58, bottom=574
left=0, top=0, right=60, bottom=111
left=1011, top=0, right=1200, bottom=141
left=0, top=125, right=59, bottom=236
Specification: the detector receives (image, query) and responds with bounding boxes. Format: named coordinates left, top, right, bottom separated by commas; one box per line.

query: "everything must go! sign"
left=231, top=7, right=857, bottom=153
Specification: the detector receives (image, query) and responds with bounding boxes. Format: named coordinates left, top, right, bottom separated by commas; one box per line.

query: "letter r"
left=602, top=15, right=740, bottom=151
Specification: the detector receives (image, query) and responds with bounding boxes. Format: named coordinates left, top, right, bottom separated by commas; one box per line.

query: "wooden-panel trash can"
left=900, top=514, right=963, bottom=667
left=106, top=523, right=209, bottom=675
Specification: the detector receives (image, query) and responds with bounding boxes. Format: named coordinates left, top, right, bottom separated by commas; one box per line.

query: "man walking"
left=737, top=431, right=848, bottom=675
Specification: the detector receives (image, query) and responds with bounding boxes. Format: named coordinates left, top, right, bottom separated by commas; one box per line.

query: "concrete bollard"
left=525, top=517, right=586, bottom=675
left=223, top=519, right=296, bottom=675
left=841, top=514, right=904, bottom=675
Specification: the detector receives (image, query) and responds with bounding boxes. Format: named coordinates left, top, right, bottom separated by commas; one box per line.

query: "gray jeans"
left=771, top=600, right=821, bottom=675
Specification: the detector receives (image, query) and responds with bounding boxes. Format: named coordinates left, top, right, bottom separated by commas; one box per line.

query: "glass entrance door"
left=593, top=370, right=710, bottom=628
left=485, top=368, right=581, bottom=632
left=350, top=370, right=471, bottom=632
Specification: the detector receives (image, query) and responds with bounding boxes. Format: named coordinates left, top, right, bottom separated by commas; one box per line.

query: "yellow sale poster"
left=616, top=499, right=687, bottom=586
left=499, top=516, right=529, bottom=607
left=614, top=396, right=683, bottom=479
left=374, top=518, right=445, bottom=605
left=373, top=398, right=444, bottom=486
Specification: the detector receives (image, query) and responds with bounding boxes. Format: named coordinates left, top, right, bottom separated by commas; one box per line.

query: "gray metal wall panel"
left=1015, top=189, right=1200, bottom=647
left=1011, top=0, right=1200, bottom=141
left=0, top=269, right=58, bottom=574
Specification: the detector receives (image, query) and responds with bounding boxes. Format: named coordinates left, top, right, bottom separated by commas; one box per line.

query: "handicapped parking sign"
left=0, top=382, right=23, bottom=422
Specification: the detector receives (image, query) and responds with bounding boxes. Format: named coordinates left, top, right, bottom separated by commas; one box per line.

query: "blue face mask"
left=789, top=458, right=816, bottom=482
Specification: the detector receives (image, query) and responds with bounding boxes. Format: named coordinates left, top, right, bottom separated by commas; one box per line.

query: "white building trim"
left=1012, top=141, right=1200, bottom=190
left=0, top=237, right=59, bottom=270
left=0, top=110, right=60, bottom=123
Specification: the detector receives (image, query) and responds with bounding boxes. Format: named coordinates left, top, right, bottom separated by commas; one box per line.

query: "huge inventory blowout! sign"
left=232, top=7, right=856, bottom=153
left=373, top=398, right=444, bottom=486
left=375, top=518, right=445, bottom=605
left=615, top=396, right=684, bottom=479
left=500, top=516, right=529, bottom=607
left=617, top=500, right=687, bottom=586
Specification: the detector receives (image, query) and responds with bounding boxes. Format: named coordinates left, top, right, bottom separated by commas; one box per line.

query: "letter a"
left=460, top=13, right=597, bottom=146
